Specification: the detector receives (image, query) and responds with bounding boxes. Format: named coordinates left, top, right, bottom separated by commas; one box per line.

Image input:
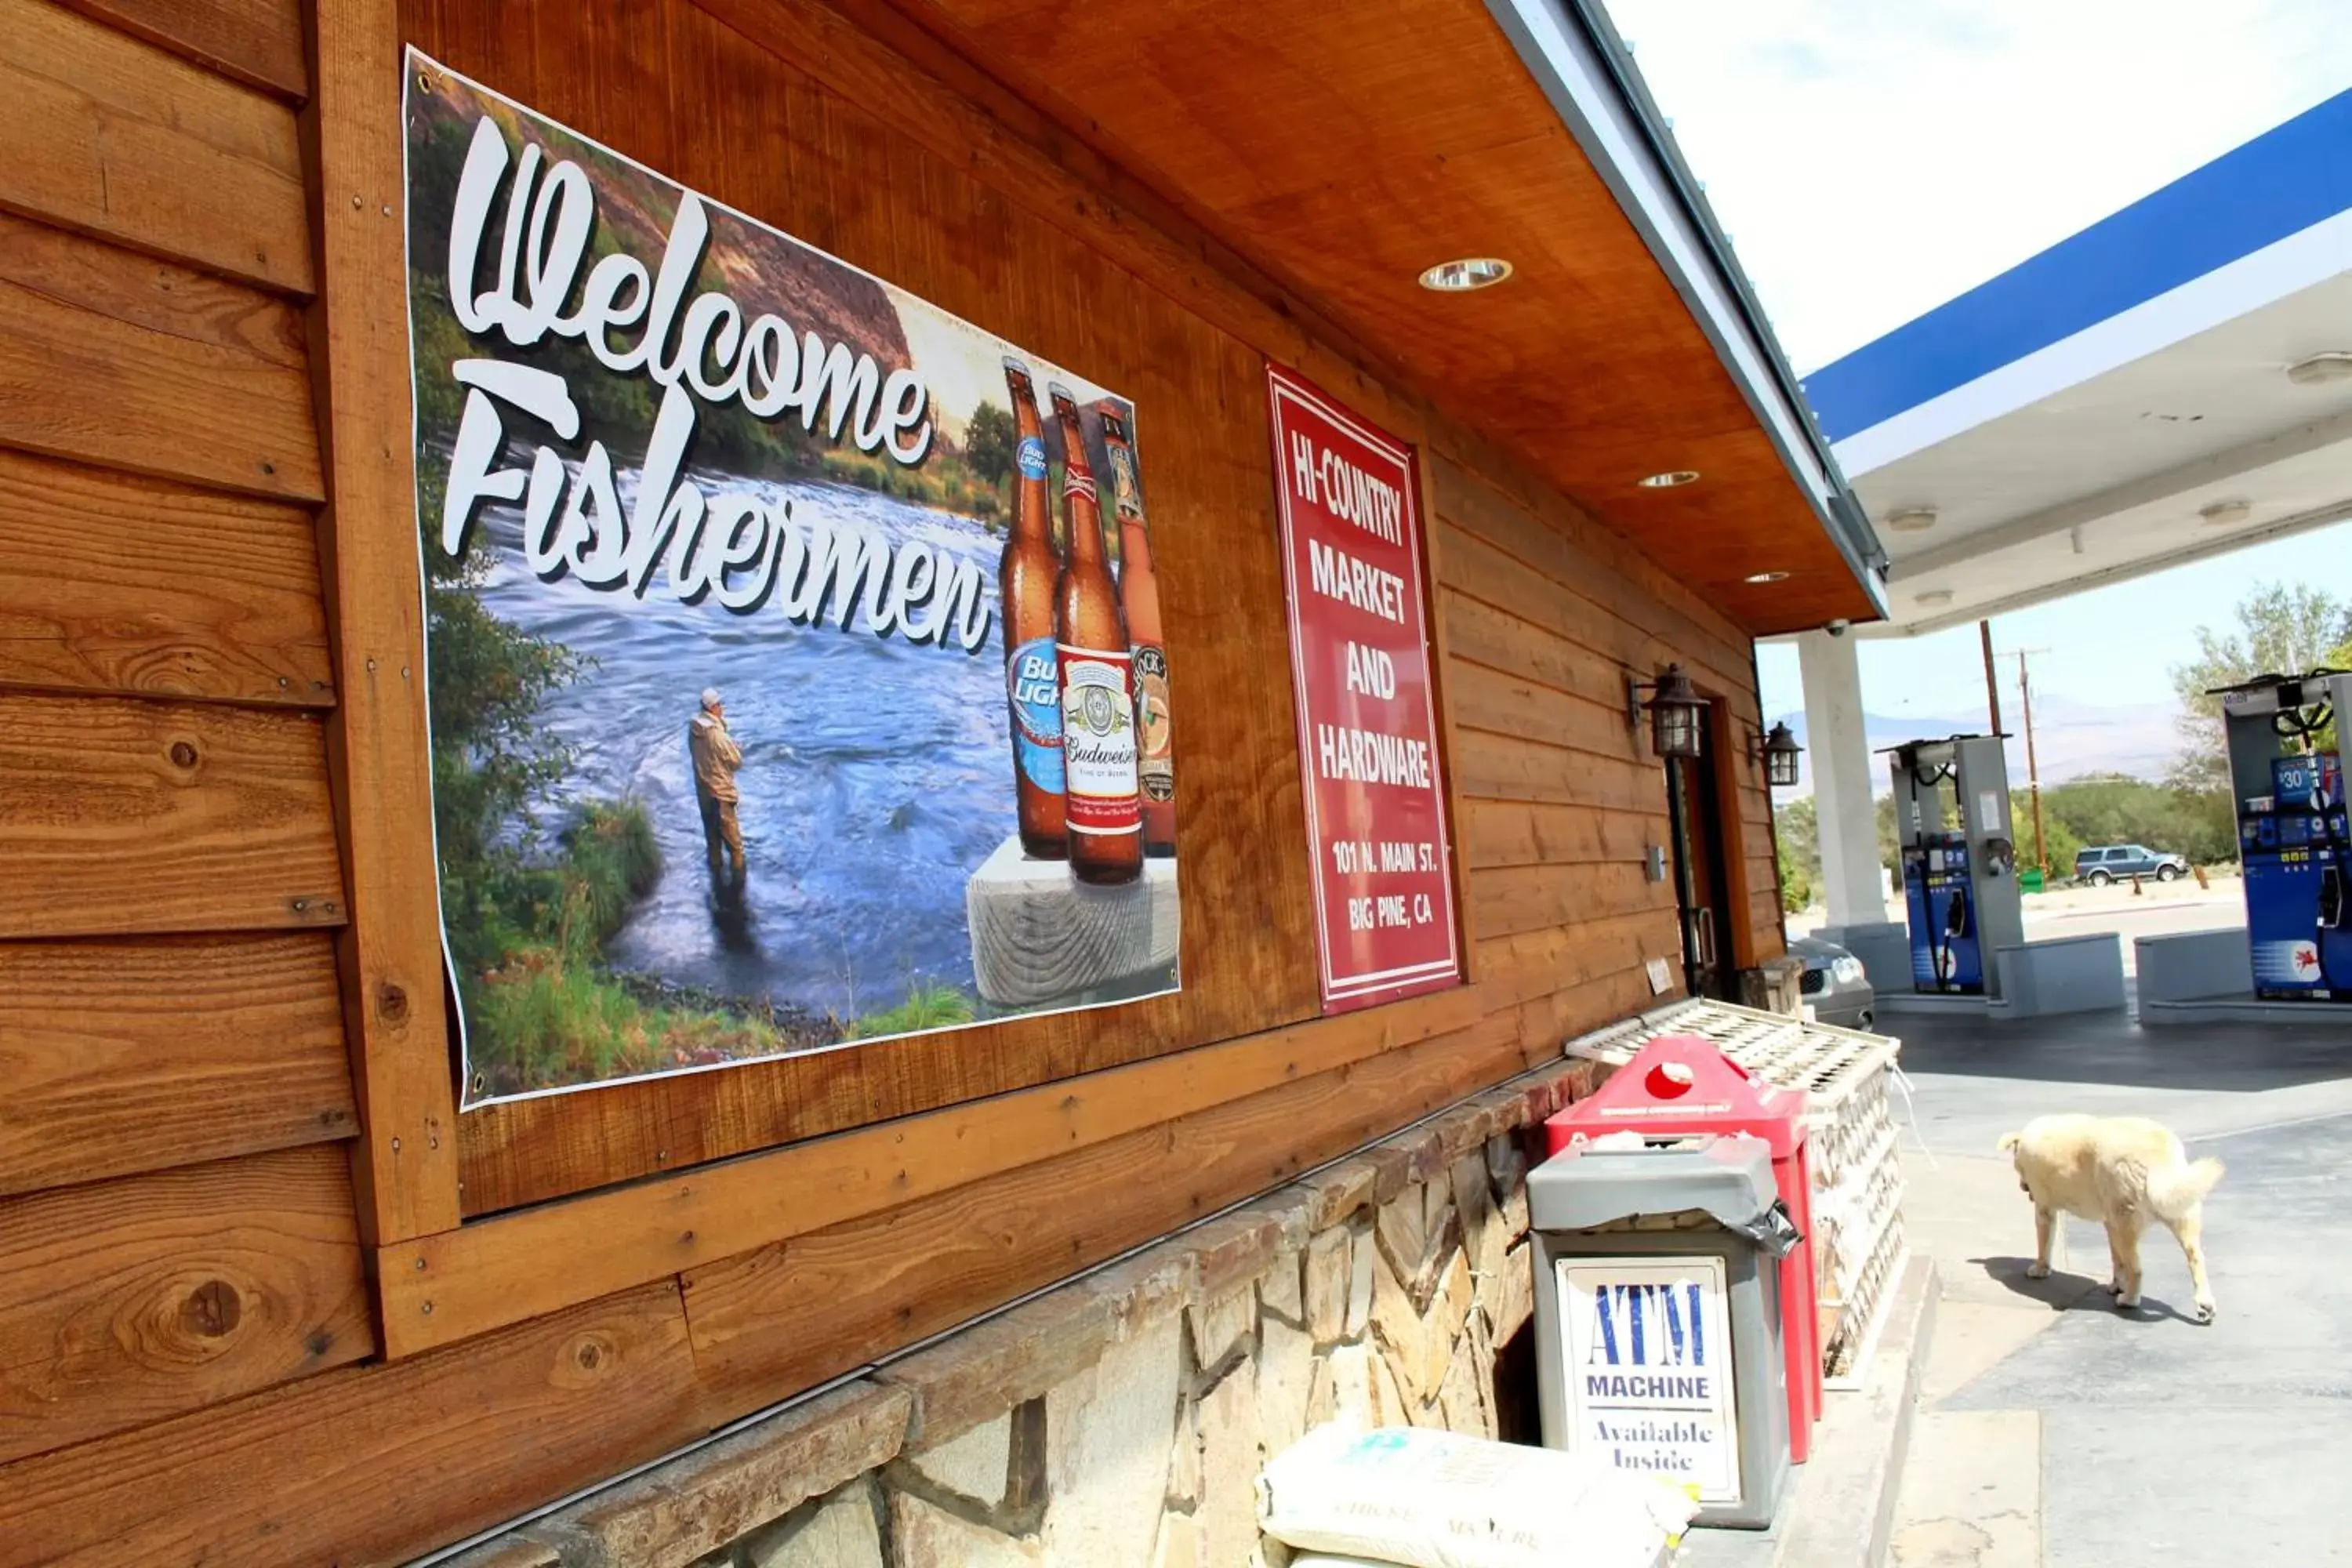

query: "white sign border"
left=1557, top=1253, right=1743, bottom=1506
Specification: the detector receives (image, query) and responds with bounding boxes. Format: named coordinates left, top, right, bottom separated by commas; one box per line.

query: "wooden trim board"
left=375, top=984, right=1479, bottom=1357
left=299, top=0, right=462, bottom=1243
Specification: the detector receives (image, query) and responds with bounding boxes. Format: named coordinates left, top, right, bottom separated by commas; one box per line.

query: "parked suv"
left=2073, top=844, right=2188, bottom=884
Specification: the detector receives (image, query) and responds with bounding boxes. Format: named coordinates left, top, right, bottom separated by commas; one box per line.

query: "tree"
left=964, top=399, right=1017, bottom=491
left=1773, top=794, right=1820, bottom=913
left=2168, top=583, right=2352, bottom=792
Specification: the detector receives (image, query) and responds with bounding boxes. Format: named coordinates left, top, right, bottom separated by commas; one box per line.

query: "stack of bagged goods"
left=1258, top=1423, right=1698, bottom=1568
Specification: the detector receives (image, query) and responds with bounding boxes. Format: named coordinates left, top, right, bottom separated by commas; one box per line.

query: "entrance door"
left=1664, top=707, right=1738, bottom=1000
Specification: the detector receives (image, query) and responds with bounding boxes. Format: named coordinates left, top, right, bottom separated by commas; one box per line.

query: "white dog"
left=1998, top=1114, right=2223, bottom=1323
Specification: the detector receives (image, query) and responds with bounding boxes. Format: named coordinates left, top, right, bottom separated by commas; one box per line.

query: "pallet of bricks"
left=1565, top=998, right=1905, bottom=1382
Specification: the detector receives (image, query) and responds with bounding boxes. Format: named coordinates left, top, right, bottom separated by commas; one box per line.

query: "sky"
left=1606, top=0, right=2352, bottom=374
left=1603, top=0, right=2352, bottom=734
left=1755, top=520, right=2352, bottom=723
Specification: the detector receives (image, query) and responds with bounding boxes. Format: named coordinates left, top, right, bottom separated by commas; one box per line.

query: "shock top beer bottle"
left=1100, top=411, right=1175, bottom=858
left=999, top=359, right=1066, bottom=858
left=1049, top=386, right=1144, bottom=885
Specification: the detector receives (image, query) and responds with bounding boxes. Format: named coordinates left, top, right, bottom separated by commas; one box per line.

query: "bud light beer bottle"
left=999, top=359, right=1066, bottom=858
left=1049, top=385, right=1144, bottom=885
left=1101, top=410, right=1175, bottom=858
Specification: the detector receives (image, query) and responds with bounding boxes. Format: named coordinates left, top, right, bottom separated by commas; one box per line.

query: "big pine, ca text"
left=432, top=112, right=991, bottom=652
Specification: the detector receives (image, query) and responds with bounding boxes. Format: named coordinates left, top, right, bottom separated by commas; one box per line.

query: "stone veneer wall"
left=448, top=1056, right=1602, bottom=1568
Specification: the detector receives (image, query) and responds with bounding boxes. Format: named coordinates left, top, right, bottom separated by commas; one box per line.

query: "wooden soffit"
left=875, top=0, right=1881, bottom=636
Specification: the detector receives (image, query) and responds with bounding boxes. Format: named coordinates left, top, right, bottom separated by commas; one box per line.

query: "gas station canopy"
left=1804, top=89, right=2352, bottom=636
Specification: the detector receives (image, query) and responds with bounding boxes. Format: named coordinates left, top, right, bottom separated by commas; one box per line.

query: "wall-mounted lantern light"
left=1751, top=720, right=1803, bottom=788
left=1628, top=664, right=1706, bottom=760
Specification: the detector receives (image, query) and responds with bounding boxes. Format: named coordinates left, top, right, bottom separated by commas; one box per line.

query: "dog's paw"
left=2025, top=1262, right=2050, bottom=1279
left=2195, top=1301, right=2217, bottom=1325
left=2105, top=1280, right=2124, bottom=1296
left=2116, top=1292, right=2141, bottom=1310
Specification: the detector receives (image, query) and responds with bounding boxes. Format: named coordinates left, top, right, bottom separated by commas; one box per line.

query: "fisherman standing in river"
left=689, top=687, right=746, bottom=891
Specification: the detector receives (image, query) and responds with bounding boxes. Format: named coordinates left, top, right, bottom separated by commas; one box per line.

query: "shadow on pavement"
left=1969, top=1254, right=2096, bottom=1310
left=1886, top=1008, right=2352, bottom=1092
left=1969, top=1255, right=2207, bottom=1324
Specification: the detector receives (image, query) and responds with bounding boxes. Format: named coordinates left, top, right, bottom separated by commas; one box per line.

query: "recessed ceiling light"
left=1418, top=257, right=1512, bottom=292
left=1915, top=588, right=1954, bottom=608
left=1885, top=507, right=1937, bottom=533
left=1638, top=470, right=1700, bottom=489
left=2199, top=499, right=2252, bottom=526
left=2287, top=351, right=2352, bottom=386
left=1744, top=570, right=1790, bottom=584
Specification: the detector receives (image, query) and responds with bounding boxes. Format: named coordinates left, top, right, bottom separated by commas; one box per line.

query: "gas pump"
left=1884, top=734, right=2025, bottom=998
left=2212, top=671, right=2352, bottom=1000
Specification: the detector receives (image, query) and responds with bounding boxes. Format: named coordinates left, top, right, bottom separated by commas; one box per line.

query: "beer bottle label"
left=1018, top=436, right=1047, bottom=481
left=1056, top=644, right=1142, bottom=834
left=1008, top=636, right=1065, bottom=795
left=1134, top=643, right=1175, bottom=803
left=1108, top=443, right=1144, bottom=521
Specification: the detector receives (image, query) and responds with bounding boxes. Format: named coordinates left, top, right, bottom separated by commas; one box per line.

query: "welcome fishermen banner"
left=405, top=55, right=1180, bottom=1107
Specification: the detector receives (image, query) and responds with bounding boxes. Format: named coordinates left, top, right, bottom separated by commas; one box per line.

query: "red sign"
left=1268, top=365, right=1462, bottom=1013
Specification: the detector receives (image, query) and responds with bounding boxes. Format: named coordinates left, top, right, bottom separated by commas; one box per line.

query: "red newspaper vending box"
left=1544, top=1035, right=1822, bottom=1461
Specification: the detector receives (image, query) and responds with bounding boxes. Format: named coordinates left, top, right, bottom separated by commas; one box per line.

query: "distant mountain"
left=1769, top=697, right=2184, bottom=797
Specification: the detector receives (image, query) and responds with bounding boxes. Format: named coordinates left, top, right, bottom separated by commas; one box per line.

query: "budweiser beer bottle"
left=1049, top=386, right=1144, bottom=885
left=1100, top=411, right=1175, bottom=858
left=999, top=359, right=1066, bottom=858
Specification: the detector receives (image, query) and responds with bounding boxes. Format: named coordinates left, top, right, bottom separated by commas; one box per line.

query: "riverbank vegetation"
left=844, top=982, right=977, bottom=1040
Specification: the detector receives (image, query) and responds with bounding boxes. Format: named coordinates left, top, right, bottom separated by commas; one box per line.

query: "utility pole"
left=2006, top=648, right=2052, bottom=874
left=1980, top=620, right=2003, bottom=735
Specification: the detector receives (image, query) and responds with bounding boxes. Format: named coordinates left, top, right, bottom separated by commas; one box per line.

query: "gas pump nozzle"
left=1944, top=884, right=1971, bottom=938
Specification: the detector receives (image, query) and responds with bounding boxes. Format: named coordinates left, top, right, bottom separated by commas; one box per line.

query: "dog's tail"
left=1996, top=1131, right=2022, bottom=1154
left=2149, top=1156, right=2226, bottom=1220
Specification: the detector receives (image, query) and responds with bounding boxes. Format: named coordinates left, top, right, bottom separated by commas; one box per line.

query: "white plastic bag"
left=1257, top=1423, right=1695, bottom=1568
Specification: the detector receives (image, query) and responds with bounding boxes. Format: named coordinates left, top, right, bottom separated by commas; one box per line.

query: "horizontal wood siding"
left=0, top=0, right=1799, bottom=1559
left=55, top=0, right=310, bottom=100
left=378, top=988, right=1481, bottom=1357
left=0, top=212, right=321, bottom=501
left=1428, top=441, right=1785, bottom=1022
left=0, top=692, right=347, bottom=938
left=0, top=0, right=371, bottom=1540
left=0, top=449, right=335, bottom=706
left=0, top=1283, right=705, bottom=1567
left=681, top=1011, right=1533, bottom=1407
left=0, top=0, right=312, bottom=290
left=0, top=935, right=355, bottom=1197
left=0, top=1145, right=372, bottom=1465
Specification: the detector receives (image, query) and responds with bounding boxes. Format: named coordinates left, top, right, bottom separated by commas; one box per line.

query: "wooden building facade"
left=0, top=0, right=1882, bottom=1561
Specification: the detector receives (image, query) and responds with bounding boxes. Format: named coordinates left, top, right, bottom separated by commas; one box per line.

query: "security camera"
left=1825, top=619, right=1851, bottom=638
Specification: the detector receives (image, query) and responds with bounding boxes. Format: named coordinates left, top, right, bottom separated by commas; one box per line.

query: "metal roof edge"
left=1805, top=87, right=2352, bottom=445
left=1483, top=0, right=1889, bottom=622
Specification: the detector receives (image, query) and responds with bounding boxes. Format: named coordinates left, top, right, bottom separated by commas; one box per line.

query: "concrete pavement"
left=1886, top=1008, right=2352, bottom=1566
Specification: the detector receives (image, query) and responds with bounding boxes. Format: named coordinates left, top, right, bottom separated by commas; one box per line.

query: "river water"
left=466, top=467, right=1016, bottom=1019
